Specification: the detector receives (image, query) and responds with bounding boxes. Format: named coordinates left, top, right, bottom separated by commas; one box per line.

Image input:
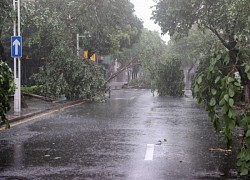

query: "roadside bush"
left=0, top=62, right=15, bottom=128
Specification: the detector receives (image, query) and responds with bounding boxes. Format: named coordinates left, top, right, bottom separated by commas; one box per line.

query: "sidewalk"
left=4, top=97, right=82, bottom=124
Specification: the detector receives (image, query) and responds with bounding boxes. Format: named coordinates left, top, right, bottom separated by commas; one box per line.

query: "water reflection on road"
left=0, top=89, right=242, bottom=179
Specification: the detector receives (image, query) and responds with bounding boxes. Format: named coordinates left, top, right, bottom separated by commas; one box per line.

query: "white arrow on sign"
left=13, top=39, right=21, bottom=55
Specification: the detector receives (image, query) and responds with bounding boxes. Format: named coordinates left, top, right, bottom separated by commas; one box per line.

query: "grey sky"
left=130, top=0, right=170, bottom=42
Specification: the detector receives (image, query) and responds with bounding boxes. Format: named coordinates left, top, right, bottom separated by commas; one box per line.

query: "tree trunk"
left=230, top=49, right=250, bottom=103
left=244, top=84, right=250, bottom=103
left=0, top=29, right=7, bottom=62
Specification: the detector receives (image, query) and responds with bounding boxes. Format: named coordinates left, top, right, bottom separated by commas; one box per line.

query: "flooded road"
left=0, top=89, right=241, bottom=179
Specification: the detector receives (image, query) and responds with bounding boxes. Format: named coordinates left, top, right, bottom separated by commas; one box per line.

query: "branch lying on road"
left=22, top=93, right=55, bottom=102
left=209, top=148, right=232, bottom=153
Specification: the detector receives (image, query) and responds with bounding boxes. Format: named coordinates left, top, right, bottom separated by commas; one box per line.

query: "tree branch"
left=206, top=26, right=231, bottom=50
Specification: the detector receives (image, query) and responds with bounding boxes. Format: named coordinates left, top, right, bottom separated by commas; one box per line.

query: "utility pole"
left=12, top=0, right=21, bottom=113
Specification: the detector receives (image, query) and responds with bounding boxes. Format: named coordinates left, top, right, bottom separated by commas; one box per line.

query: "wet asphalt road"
left=0, top=89, right=242, bottom=179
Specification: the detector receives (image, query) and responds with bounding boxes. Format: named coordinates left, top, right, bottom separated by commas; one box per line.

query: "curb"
left=1, top=100, right=88, bottom=128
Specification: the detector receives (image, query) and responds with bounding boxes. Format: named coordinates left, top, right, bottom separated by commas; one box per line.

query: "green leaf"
left=216, top=54, right=221, bottom=60
left=207, top=73, right=211, bottom=80
left=219, top=99, right=225, bottom=106
left=246, top=153, right=250, bottom=161
left=246, top=130, right=250, bottom=137
left=229, top=88, right=235, bottom=98
left=227, top=77, right=234, bottom=84
left=245, top=65, right=250, bottom=73
left=194, top=85, right=199, bottom=94
left=211, top=58, right=216, bottom=65
left=197, top=97, right=203, bottom=104
left=228, top=108, right=236, bottom=118
left=229, top=98, right=234, bottom=107
left=237, top=152, right=244, bottom=159
left=215, top=76, right=221, bottom=84
left=222, top=105, right=229, bottom=114
left=210, top=98, right=216, bottom=106
left=224, top=54, right=230, bottom=65
left=234, top=81, right=241, bottom=87
left=224, top=94, right=229, bottom=102
left=211, top=89, right=217, bottom=95
left=247, top=72, right=250, bottom=80
left=240, top=168, right=248, bottom=176
left=213, top=117, right=221, bottom=132
left=197, top=76, right=203, bottom=85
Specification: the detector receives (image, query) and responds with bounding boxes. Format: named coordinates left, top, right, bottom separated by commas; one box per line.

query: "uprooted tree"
left=153, top=0, right=250, bottom=175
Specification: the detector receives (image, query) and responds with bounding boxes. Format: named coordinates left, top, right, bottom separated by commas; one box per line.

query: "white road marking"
left=144, top=144, right=155, bottom=160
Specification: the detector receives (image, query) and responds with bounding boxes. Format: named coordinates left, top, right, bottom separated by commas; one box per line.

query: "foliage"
left=31, top=43, right=107, bottom=101
left=0, top=62, right=15, bottom=129
left=0, top=0, right=13, bottom=62
left=0, top=0, right=143, bottom=101
left=114, top=29, right=166, bottom=65
left=152, top=0, right=250, bottom=88
left=113, top=29, right=184, bottom=96
left=0, top=0, right=143, bottom=103
left=113, top=29, right=167, bottom=87
left=154, top=56, right=185, bottom=97
left=192, top=49, right=250, bottom=175
left=0, top=1, right=15, bottom=129
left=19, top=0, right=143, bottom=58
left=21, top=86, right=42, bottom=94
left=153, top=0, right=250, bottom=175
left=0, top=0, right=13, bottom=30
left=129, top=76, right=150, bottom=89
left=167, top=27, right=218, bottom=71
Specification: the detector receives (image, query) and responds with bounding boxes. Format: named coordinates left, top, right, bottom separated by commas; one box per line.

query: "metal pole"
left=13, top=0, right=21, bottom=113
left=17, top=0, right=21, bottom=112
left=13, top=0, right=17, bottom=80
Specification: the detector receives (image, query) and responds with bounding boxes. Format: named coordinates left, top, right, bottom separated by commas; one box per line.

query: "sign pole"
left=17, top=0, right=21, bottom=113
left=13, top=0, right=21, bottom=113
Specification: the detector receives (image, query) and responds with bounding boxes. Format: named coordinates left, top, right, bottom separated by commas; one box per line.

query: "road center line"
left=144, top=144, right=155, bottom=161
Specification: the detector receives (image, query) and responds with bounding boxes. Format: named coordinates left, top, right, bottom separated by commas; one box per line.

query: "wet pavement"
left=6, top=97, right=58, bottom=121
left=0, top=89, right=245, bottom=179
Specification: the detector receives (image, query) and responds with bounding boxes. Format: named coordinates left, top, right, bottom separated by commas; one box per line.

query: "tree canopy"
left=20, top=0, right=143, bottom=58
left=113, top=29, right=184, bottom=96
left=0, top=0, right=144, bottom=126
left=153, top=0, right=250, bottom=175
